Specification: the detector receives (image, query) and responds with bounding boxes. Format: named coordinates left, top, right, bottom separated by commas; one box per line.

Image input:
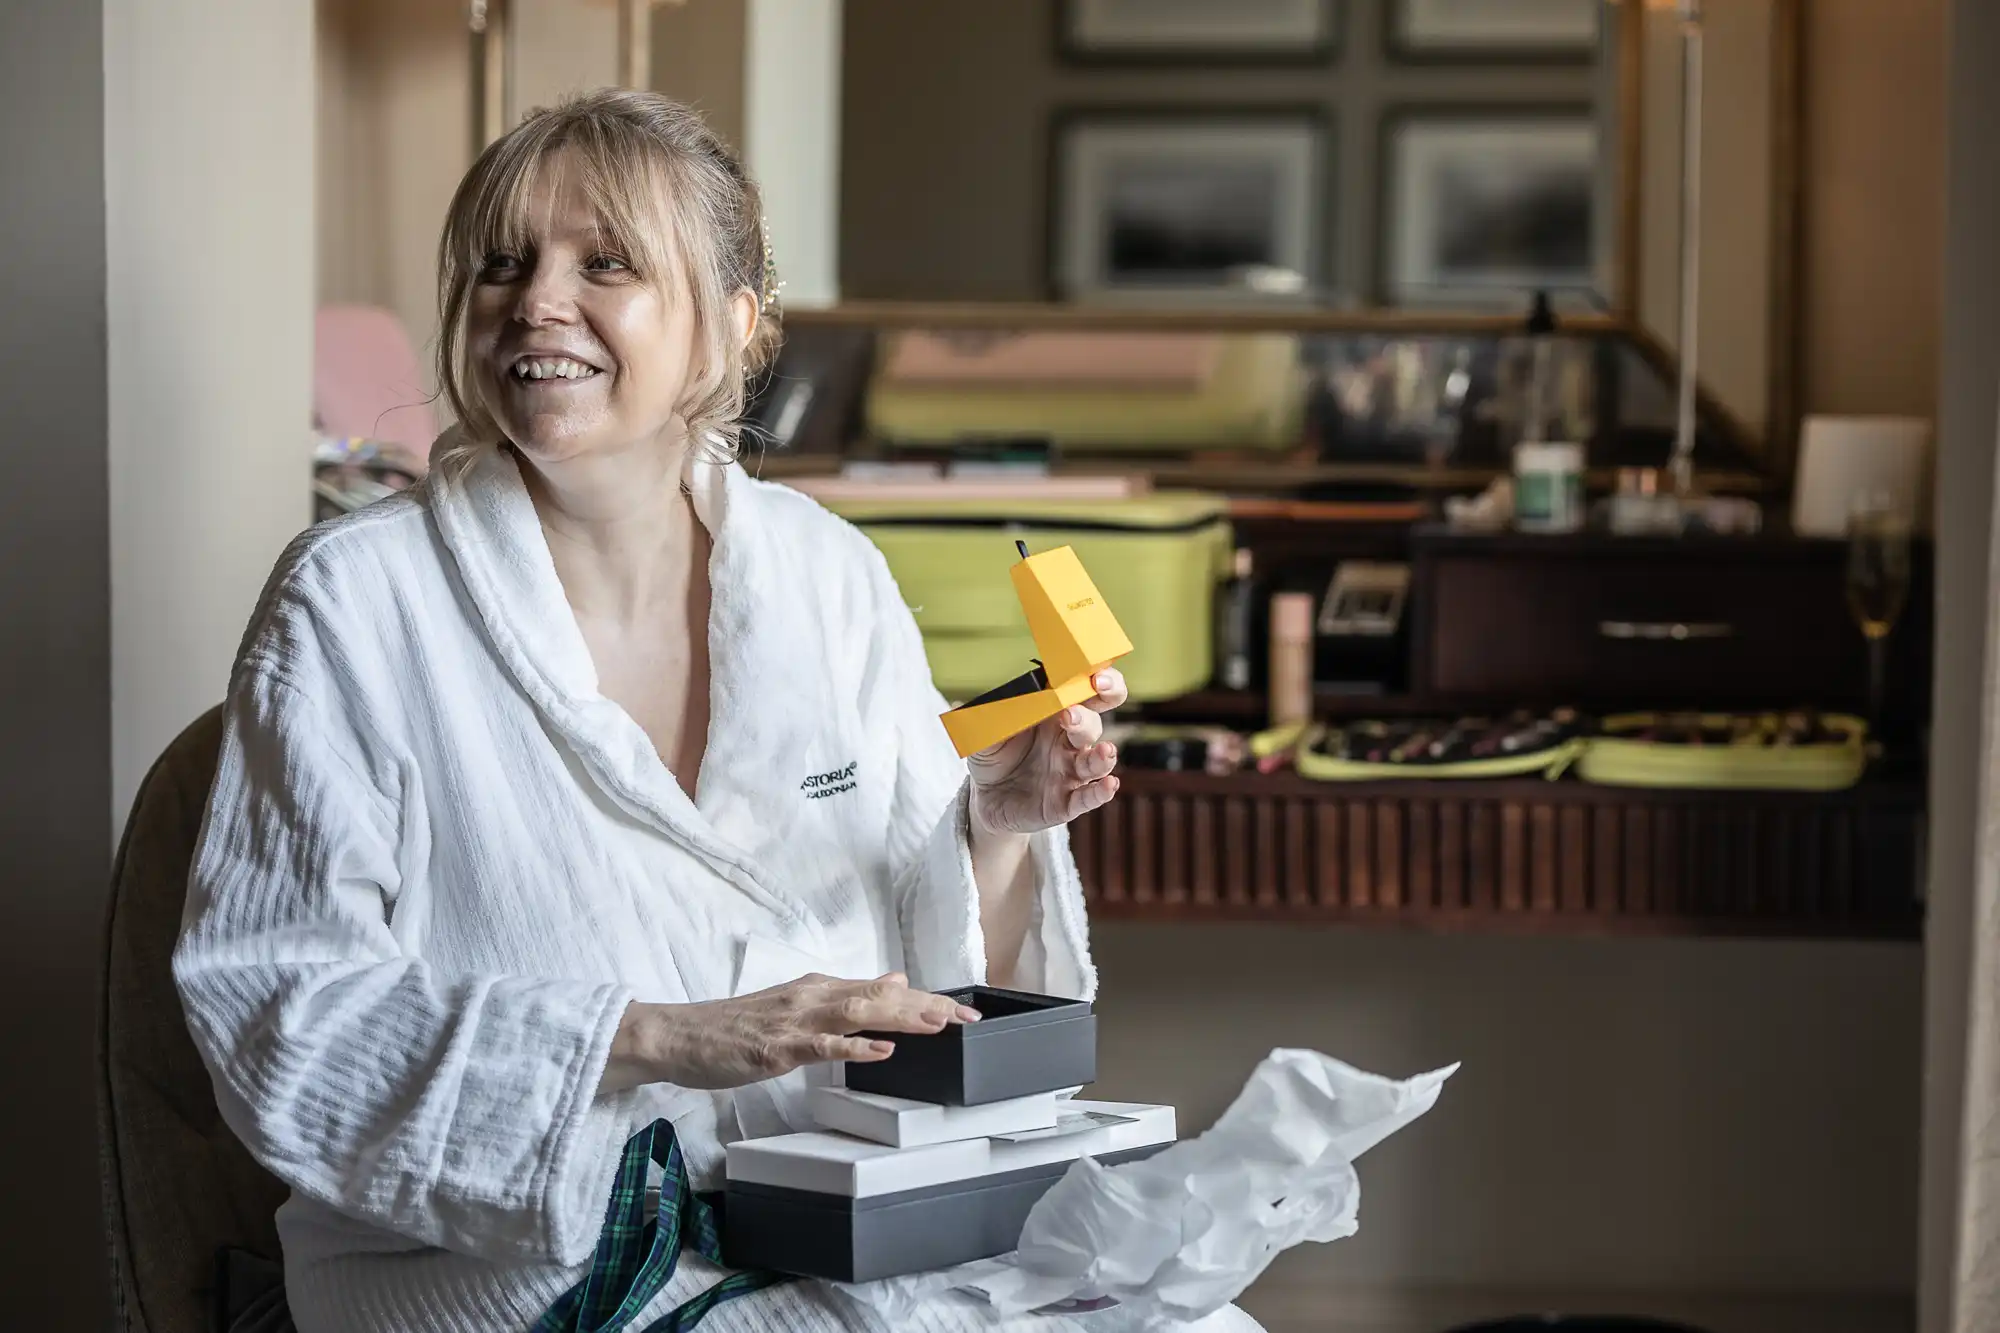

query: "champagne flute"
left=1845, top=491, right=1912, bottom=729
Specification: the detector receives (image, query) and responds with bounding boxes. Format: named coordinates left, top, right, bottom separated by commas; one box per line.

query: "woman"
left=175, top=90, right=1260, bottom=1331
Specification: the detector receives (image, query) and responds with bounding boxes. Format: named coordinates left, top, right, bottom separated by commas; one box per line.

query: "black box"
left=845, top=986, right=1096, bottom=1106
left=722, top=1143, right=1162, bottom=1283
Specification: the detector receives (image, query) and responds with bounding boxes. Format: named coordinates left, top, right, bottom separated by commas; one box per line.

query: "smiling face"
left=463, top=169, right=701, bottom=466
left=435, top=93, right=784, bottom=478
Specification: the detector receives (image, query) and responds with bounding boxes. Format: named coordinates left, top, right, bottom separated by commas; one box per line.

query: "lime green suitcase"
left=822, top=494, right=1234, bottom=704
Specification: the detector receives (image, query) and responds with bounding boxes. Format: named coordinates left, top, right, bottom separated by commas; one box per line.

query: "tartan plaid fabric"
left=533, top=1119, right=791, bottom=1333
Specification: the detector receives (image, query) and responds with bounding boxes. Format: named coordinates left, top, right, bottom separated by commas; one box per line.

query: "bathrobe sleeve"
left=174, top=664, right=634, bottom=1266
left=861, top=552, right=1098, bottom=1002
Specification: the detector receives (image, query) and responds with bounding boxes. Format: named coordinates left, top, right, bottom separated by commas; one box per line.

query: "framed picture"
left=1380, top=108, right=1601, bottom=309
left=1386, top=0, right=1599, bottom=62
left=1059, top=0, right=1341, bottom=64
left=1050, top=110, right=1329, bottom=302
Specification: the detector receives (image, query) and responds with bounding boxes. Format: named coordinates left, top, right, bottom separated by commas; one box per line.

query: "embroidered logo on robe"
left=800, top=761, right=858, bottom=800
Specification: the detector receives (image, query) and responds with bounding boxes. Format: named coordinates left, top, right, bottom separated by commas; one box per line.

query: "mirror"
left=472, top=0, right=1798, bottom=471
left=829, top=0, right=1796, bottom=463
left=842, top=0, right=1628, bottom=314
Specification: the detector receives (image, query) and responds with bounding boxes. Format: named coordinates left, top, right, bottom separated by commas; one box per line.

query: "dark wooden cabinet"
left=1109, top=522, right=1933, bottom=940
left=1411, top=530, right=1932, bottom=731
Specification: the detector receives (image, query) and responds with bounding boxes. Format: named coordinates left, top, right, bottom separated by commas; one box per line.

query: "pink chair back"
left=313, top=305, right=438, bottom=467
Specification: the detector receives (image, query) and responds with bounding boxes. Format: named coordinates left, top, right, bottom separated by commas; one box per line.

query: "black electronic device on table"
left=1314, top=560, right=1412, bottom=695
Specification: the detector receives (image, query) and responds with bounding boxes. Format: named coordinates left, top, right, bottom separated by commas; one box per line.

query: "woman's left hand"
left=967, top=668, right=1128, bottom=838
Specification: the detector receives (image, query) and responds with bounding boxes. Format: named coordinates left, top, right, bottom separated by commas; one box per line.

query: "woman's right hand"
left=601, top=972, right=980, bottom=1094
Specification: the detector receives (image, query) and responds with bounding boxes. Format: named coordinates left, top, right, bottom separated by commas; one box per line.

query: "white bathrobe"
left=174, top=442, right=1258, bottom=1332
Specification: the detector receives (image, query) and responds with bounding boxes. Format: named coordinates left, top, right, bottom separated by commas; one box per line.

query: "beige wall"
left=316, top=0, right=473, bottom=387
left=1637, top=0, right=1776, bottom=440
left=1, top=2, right=113, bottom=1324
left=316, top=0, right=384, bottom=309
left=109, top=0, right=318, bottom=815
left=1095, top=929, right=1921, bottom=1333
left=508, top=0, right=620, bottom=122
left=652, top=0, right=747, bottom=152
left=1799, top=0, right=1947, bottom=421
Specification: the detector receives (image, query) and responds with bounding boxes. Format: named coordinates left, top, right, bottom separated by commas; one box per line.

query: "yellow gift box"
left=939, top=543, right=1134, bottom=758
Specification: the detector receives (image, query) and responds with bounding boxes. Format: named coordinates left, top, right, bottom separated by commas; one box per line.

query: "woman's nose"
left=514, top=262, right=579, bottom=325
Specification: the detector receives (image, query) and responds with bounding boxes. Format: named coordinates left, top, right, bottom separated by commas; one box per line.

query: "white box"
left=1791, top=414, right=1932, bottom=537
left=725, top=1100, right=1176, bottom=1198
left=808, top=1085, right=1065, bottom=1148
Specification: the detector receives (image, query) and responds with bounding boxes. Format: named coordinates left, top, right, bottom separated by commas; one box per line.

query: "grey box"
left=845, top=986, right=1096, bottom=1106
left=721, top=1144, right=1163, bottom=1283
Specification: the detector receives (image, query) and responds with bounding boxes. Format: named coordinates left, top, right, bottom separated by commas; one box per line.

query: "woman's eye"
left=585, top=253, right=630, bottom=274
left=478, top=252, right=523, bottom=281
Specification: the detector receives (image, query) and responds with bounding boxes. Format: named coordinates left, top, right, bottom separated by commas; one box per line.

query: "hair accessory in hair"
left=759, top=216, right=784, bottom=313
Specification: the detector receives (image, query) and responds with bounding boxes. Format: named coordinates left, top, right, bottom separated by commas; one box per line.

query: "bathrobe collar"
left=427, top=434, right=812, bottom=926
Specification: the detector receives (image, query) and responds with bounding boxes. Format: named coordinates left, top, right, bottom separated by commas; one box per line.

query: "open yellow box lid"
left=938, top=543, right=1133, bottom=758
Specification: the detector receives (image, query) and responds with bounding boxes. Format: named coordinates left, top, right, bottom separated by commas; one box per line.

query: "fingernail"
left=956, top=1005, right=983, bottom=1023
left=869, top=1039, right=895, bottom=1055
left=1095, top=673, right=1111, bottom=689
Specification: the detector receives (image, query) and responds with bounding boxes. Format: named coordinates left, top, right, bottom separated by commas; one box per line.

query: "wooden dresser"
left=1094, top=523, right=1930, bottom=941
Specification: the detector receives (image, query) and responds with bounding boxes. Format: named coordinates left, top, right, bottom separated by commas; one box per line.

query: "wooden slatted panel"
left=1131, top=796, right=1157, bottom=905
left=1160, top=795, right=1188, bottom=905
left=1066, top=771, right=1922, bottom=938
left=1284, top=800, right=1314, bottom=909
left=1651, top=805, right=1680, bottom=915
left=1192, top=799, right=1218, bottom=905
left=1409, top=799, right=1437, bottom=911
left=1347, top=802, right=1374, bottom=909
left=1592, top=805, right=1621, bottom=916
left=1560, top=806, right=1590, bottom=913
left=1530, top=804, right=1559, bottom=913
left=1439, top=799, right=1466, bottom=910
left=1500, top=803, right=1527, bottom=912
left=1468, top=802, right=1498, bottom=912
left=1096, top=798, right=1127, bottom=905
left=1315, top=800, right=1344, bottom=907
left=1376, top=802, right=1404, bottom=910
left=1254, top=799, right=1281, bottom=906
left=1223, top=797, right=1252, bottom=906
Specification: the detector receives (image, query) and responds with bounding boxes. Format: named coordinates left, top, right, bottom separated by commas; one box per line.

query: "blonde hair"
left=433, top=89, right=782, bottom=473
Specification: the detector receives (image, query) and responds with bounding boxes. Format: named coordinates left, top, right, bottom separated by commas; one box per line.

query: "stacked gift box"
left=722, top=985, right=1176, bottom=1282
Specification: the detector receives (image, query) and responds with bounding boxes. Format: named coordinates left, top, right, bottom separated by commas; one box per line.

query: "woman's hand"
left=601, top=972, right=979, bottom=1094
left=966, top=668, right=1128, bottom=838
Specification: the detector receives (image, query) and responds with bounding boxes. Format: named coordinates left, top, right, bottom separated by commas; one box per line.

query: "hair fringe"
left=432, top=89, right=783, bottom=478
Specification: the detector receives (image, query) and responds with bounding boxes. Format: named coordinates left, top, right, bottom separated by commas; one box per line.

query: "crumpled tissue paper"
left=829, top=1048, right=1457, bottom=1329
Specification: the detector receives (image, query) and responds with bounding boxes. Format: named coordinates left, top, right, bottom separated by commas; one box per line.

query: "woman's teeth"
left=512, top=357, right=599, bottom=382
